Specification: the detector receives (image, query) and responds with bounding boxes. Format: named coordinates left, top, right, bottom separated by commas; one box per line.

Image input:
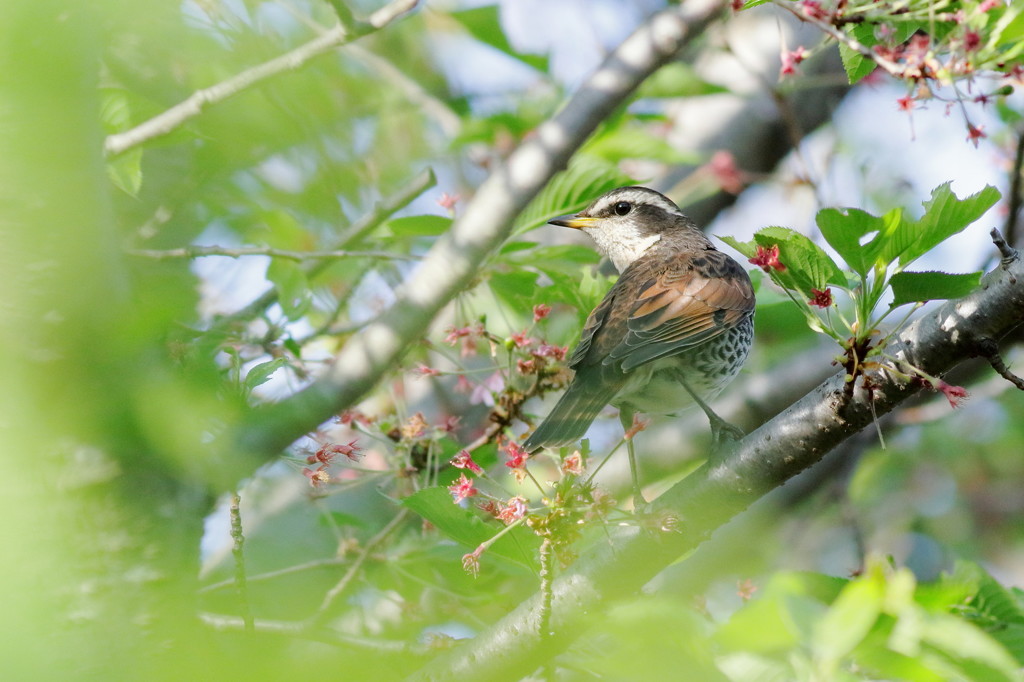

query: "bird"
left=522, top=186, right=755, bottom=506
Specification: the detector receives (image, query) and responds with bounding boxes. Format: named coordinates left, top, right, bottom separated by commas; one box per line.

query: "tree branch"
left=235, top=0, right=731, bottom=460
left=127, top=245, right=418, bottom=262
left=103, top=0, right=420, bottom=157
left=407, top=244, right=1024, bottom=682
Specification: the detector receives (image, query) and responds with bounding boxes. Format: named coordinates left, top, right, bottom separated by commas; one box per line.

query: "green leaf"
left=918, top=614, right=1021, bottom=681
left=816, top=207, right=901, bottom=278
left=266, top=258, right=311, bottom=320
left=382, top=214, right=452, bottom=238
left=259, top=209, right=312, bottom=250
left=243, top=357, right=289, bottom=391
left=505, top=243, right=600, bottom=273
left=489, top=269, right=540, bottom=309
left=106, top=149, right=143, bottom=196
left=450, top=5, right=549, bottom=73
left=889, top=271, right=982, bottom=307
left=634, top=62, right=730, bottom=98
left=839, top=24, right=879, bottom=84
left=897, top=183, right=1001, bottom=267
left=100, top=89, right=143, bottom=195
left=752, top=226, right=847, bottom=297
left=718, top=234, right=756, bottom=259
left=812, top=567, right=885, bottom=665
left=584, top=126, right=701, bottom=165
left=514, top=155, right=634, bottom=235
left=401, top=487, right=539, bottom=569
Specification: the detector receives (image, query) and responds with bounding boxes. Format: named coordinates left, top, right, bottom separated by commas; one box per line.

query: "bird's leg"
left=618, top=408, right=647, bottom=510
left=679, top=379, right=744, bottom=451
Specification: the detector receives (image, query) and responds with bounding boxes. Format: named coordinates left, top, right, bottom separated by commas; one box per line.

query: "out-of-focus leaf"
left=635, top=62, right=730, bottom=98
left=449, top=5, right=549, bottom=73
left=100, top=88, right=143, bottom=195
left=584, top=126, right=701, bottom=165
left=267, top=258, right=311, bottom=320
left=812, top=566, right=885, bottom=666
left=401, top=487, right=539, bottom=569
left=381, top=214, right=452, bottom=238
left=244, top=357, right=289, bottom=391
left=489, top=269, right=540, bottom=309
left=514, top=155, right=635, bottom=235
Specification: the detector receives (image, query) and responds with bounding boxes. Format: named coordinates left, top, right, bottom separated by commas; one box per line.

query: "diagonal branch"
left=103, top=0, right=420, bottom=158
left=407, top=243, right=1024, bottom=681
left=234, top=0, right=731, bottom=460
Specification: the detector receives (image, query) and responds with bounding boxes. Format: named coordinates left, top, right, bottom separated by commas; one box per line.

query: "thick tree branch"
left=408, top=244, right=1024, bottom=682
left=235, top=0, right=731, bottom=460
left=103, top=0, right=420, bottom=157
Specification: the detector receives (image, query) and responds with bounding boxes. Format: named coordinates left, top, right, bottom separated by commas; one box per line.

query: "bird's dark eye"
left=613, top=201, right=632, bottom=216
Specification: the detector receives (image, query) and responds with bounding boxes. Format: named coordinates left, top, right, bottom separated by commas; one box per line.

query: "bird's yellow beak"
left=548, top=214, right=597, bottom=230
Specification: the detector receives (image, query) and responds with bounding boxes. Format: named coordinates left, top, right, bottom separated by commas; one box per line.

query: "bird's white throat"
left=582, top=227, right=662, bottom=273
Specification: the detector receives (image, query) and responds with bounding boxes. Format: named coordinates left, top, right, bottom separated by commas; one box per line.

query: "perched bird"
left=522, top=186, right=755, bottom=505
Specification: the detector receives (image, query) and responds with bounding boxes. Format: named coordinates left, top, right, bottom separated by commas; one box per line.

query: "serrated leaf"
left=889, top=270, right=982, bottom=307
left=839, top=24, right=879, bottom=84
left=753, top=226, right=847, bottom=297
left=816, top=207, right=900, bottom=278
left=244, top=357, right=289, bottom=391
left=401, top=487, right=539, bottom=569
left=898, top=183, right=1001, bottom=267
left=514, top=155, right=634, bottom=235
left=718, top=234, right=757, bottom=259
left=450, top=5, right=549, bottom=73
left=266, top=258, right=311, bottom=320
left=505, top=243, right=600, bottom=273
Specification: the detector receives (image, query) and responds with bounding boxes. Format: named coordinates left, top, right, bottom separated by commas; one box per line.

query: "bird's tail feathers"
left=523, top=382, right=618, bottom=453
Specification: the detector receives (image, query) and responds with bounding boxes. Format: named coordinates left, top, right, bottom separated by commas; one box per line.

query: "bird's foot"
left=709, top=416, right=745, bottom=454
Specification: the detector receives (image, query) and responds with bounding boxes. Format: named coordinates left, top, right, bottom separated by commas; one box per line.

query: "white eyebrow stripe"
left=588, top=188, right=685, bottom=217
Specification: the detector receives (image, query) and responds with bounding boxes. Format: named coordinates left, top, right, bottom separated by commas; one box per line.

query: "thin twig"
left=313, top=508, right=409, bottom=621
left=200, top=556, right=348, bottom=593
left=128, top=245, right=418, bottom=262
left=1004, top=125, right=1024, bottom=248
left=976, top=338, right=1024, bottom=391
left=771, top=0, right=904, bottom=79
left=991, top=227, right=1020, bottom=269
left=229, top=492, right=254, bottom=633
left=104, top=0, right=420, bottom=157
left=199, top=612, right=422, bottom=651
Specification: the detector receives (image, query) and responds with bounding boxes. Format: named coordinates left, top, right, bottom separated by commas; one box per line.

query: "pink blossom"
left=448, top=473, right=478, bottom=503
left=497, top=496, right=529, bottom=524
left=450, top=449, right=483, bottom=474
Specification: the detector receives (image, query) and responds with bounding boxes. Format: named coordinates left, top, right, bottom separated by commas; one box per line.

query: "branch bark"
left=407, top=246, right=1024, bottom=682
left=103, top=0, right=420, bottom=157
left=234, top=0, right=731, bottom=460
